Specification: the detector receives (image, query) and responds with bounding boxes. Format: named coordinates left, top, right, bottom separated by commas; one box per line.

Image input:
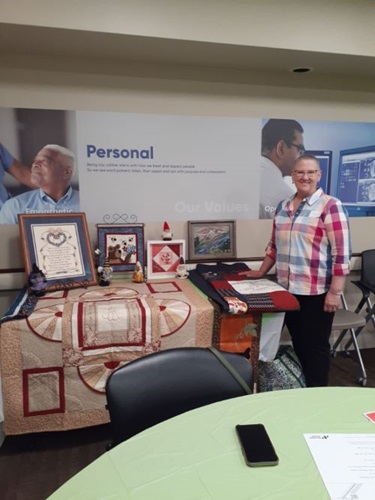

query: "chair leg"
left=332, top=328, right=367, bottom=386
left=343, top=324, right=365, bottom=352
left=354, top=296, right=367, bottom=315
left=366, top=297, right=375, bottom=330
left=331, top=328, right=349, bottom=357
left=348, top=327, right=367, bottom=386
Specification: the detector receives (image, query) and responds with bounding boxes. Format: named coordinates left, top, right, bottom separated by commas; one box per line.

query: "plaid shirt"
left=266, top=188, right=351, bottom=295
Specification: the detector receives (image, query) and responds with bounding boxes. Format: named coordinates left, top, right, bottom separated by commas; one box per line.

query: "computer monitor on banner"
left=306, top=150, right=332, bottom=194
left=337, top=145, right=375, bottom=217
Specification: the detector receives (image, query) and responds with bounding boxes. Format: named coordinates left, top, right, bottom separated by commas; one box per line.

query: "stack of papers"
left=228, top=279, right=285, bottom=295
left=304, top=433, right=375, bottom=500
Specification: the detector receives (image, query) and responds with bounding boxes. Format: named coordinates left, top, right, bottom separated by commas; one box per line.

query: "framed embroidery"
left=18, top=212, right=97, bottom=291
left=147, top=240, right=185, bottom=280
left=96, top=223, right=145, bottom=272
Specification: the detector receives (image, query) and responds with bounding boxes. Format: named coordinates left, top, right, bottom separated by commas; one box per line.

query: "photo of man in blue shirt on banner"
left=0, top=144, right=80, bottom=224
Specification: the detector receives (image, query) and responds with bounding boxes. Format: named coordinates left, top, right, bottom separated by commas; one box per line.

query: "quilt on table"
left=0, top=280, right=213, bottom=435
left=195, top=263, right=300, bottom=314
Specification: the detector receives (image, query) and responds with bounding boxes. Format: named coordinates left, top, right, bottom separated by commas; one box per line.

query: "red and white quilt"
left=0, top=280, right=213, bottom=435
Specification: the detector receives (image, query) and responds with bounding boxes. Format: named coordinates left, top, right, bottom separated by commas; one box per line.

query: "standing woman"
left=243, top=154, right=351, bottom=387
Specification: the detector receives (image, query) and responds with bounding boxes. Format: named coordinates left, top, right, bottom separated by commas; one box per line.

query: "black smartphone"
left=235, top=423, right=279, bottom=467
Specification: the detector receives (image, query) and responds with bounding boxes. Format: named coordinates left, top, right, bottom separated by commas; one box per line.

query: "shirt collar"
left=287, top=187, right=323, bottom=204
left=39, top=186, right=73, bottom=202
left=285, top=188, right=323, bottom=214
left=305, top=187, right=323, bottom=206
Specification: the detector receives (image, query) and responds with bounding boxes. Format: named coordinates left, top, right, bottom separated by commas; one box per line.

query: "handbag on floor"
left=258, top=345, right=306, bottom=392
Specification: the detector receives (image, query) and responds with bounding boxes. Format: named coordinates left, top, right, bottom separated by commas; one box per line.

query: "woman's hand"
left=237, top=270, right=264, bottom=279
left=238, top=256, right=275, bottom=280
left=324, top=290, right=341, bottom=313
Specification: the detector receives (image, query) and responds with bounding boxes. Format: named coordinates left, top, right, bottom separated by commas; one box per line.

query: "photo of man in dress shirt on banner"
left=259, top=119, right=304, bottom=219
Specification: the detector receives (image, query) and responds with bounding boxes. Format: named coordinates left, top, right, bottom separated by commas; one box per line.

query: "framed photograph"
left=18, top=212, right=97, bottom=291
left=147, top=240, right=185, bottom=280
left=97, top=223, right=145, bottom=272
left=187, top=220, right=237, bottom=262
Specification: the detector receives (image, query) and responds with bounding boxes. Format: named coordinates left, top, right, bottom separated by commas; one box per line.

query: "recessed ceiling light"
left=291, top=67, right=313, bottom=73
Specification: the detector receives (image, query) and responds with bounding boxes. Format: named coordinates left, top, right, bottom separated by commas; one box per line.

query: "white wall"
left=1, top=0, right=375, bottom=57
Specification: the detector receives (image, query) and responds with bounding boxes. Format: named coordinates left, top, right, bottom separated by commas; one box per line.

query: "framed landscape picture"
left=18, top=212, right=97, bottom=291
left=96, top=223, right=145, bottom=272
left=147, top=240, right=185, bottom=280
left=187, top=220, right=236, bottom=262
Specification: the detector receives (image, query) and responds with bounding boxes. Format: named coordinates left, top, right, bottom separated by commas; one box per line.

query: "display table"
left=0, top=279, right=213, bottom=435
left=48, top=387, right=375, bottom=499
left=0, top=276, right=293, bottom=436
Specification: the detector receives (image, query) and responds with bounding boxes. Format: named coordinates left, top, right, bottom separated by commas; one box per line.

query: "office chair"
left=330, top=294, right=367, bottom=385
left=105, top=347, right=253, bottom=447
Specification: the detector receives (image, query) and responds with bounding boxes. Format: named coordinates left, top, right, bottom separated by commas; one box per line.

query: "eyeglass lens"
left=294, top=170, right=319, bottom=177
left=290, top=143, right=305, bottom=154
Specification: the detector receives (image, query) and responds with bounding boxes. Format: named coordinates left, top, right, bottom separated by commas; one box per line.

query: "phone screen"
left=235, top=424, right=279, bottom=467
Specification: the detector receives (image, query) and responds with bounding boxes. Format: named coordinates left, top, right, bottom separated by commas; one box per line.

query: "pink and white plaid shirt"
left=266, top=188, right=351, bottom=295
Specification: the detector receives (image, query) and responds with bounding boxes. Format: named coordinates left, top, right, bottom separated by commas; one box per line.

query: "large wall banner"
left=76, top=112, right=260, bottom=223
left=1, top=107, right=375, bottom=224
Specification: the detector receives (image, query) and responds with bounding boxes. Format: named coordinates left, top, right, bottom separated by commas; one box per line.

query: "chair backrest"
left=361, top=249, right=375, bottom=289
left=105, top=347, right=253, bottom=446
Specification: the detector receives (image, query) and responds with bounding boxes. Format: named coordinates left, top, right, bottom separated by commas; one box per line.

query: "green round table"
left=49, top=387, right=375, bottom=499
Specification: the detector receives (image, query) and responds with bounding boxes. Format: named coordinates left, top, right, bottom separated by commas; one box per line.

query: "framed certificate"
left=18, top=212, right=97, bottom=291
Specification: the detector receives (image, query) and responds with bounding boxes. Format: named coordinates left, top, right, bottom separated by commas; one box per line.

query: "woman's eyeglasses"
left=293, top=169, right=319, bottom=178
